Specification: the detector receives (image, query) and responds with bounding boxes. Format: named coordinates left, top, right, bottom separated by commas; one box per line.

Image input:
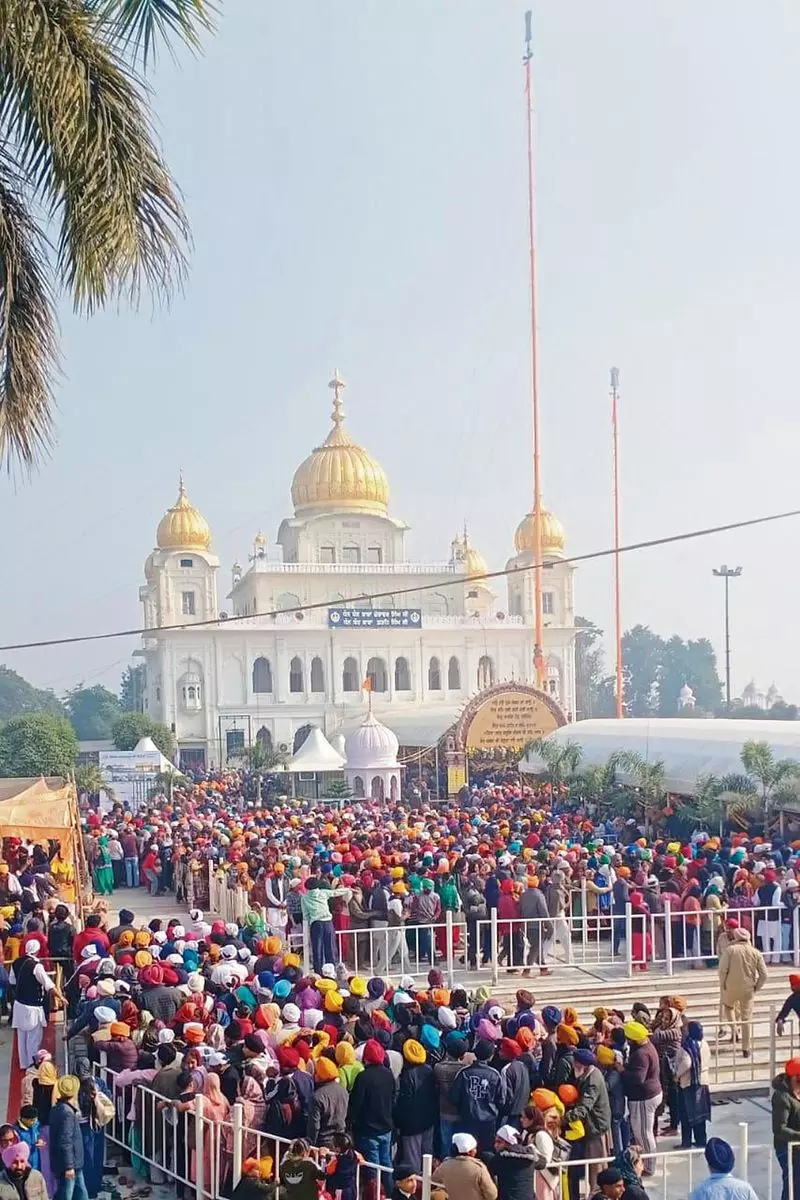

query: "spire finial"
left=328, top=369, right=346, bottom=426
left=178, top=468, right=186, bottom=497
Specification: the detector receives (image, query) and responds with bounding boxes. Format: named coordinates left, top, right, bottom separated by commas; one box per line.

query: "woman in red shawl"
left=629, top=889, right=652, bottom=971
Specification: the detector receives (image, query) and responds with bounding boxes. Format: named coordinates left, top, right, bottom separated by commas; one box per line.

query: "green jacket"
left=772, top=1073, right=800, bottom=1147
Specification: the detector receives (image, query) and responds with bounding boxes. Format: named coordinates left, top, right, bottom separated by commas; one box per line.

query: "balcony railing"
left=248, top=559, right=461, bottom=574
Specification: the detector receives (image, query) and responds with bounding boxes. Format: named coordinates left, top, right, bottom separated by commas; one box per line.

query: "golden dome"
left=514, top=504, right=565, bottom=558
left=451, top=529, right=488, bottom=580
left=156, top=475, right=211, bottom=550
left=291, top=372, right=389, bottom=516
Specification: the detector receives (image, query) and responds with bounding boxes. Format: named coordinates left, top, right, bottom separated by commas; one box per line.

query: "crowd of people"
left=0, top=768, right=796, bottom=1199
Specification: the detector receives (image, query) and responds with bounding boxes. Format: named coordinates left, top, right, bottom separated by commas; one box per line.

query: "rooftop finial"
left=328, top=369, right=346, bottom=426
left=178, top=468, right=186, bottom=497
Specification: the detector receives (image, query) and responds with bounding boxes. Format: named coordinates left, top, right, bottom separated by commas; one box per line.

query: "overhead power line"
left=1, top=505, right=797, bottom=654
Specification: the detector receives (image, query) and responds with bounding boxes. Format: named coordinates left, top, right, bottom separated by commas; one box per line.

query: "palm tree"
left=74, top=762, right=114, bottom=802
left=0, top=0, right=214, bottom=469
left=716, top=740, right=800, bottom=820
left=576, top=751, right=640, bottom=816
left=682, top=773, right=759, bottom=834
left=525, top=737, right=583, bottom=789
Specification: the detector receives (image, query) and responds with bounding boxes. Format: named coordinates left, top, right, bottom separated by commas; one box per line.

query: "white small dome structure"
left=329, top=731, right=347, bottom=759
left=678, top=683, right=696, bottom=710
left=344, top=712, right=399, bottom=768
left=343, top=712, right=402, bottom=803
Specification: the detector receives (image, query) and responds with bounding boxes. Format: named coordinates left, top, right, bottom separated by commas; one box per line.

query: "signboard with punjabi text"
left=327, top=608, right=422, bottom=629
left=455, top=683, right=566, bottom=753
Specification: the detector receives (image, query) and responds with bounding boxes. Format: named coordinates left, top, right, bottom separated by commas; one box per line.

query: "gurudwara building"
left=138, top=375, right=576, bottom=770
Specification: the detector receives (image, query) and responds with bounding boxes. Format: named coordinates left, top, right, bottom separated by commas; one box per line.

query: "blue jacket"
left=14, top=1121, right=41, bottom=1170
left=49, top=1100, right=84, bottom=1175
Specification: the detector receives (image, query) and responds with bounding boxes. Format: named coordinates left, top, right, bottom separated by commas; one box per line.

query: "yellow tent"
left=0, top=777, right=75, bottom=837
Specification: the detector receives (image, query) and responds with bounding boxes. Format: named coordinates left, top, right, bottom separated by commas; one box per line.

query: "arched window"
left=342, top=657, right=359, bottom=692
left=256, top=725, right=272, bottom=748
left=293, top=724, right=313, bottom=753
left=390, top=775, right=398, bottom=802
left=310, top=656, right=325, bottom=693
left=252, top=657, right=272, bottom=693
left=394, top=656, right=411, bottom=691
left=289, top=656, right=304, bottom=693
left=430, top=593, right=450, bottom=617
left=428, top=656, right=442, bottom=690
left=276, top=592, right=301, bottom=612
left=353, top=775, right=365, bottom=798
left=371, top=776, right=385, bottom=801
left=319, top=545, right=335, bottom=563
left=477, top=655, right=495, bottom=690
left=448, top=656, right=461, bottom=689
left=366, top=545, right=382, bottom=564
left=366, top=657, right=388, bottom=692
left=341, top=544, right=361, bottom=563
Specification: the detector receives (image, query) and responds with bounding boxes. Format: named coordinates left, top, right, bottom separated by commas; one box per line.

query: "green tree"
left=620, top=625, right=663, bottom=716
left=0, top=713, right=77, bottom=776
left=64, top=684, right=121, bottom=740
left=716, top=740, right=800, bottom=819
left=575, top=616, right=607, bottom=720
left=524, top=737, right=583, bottom=788
left=0, top=0, right=214, bottom=469
left=325, top=778, right=353, bottom=799
left=120, top=664, right=147, bottom=712
left=111, top=712, right=176, bottom=759
left=0, top=665, right=64, bottom=719
left=659, top=636, right=722, bottom=715
left=572, top=751, right=639, bottom=815
left=74, top=762, right=115, bottom=802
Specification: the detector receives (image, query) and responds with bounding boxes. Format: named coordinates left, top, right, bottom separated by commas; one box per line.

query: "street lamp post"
left=712, top=565, right=743, bottom=709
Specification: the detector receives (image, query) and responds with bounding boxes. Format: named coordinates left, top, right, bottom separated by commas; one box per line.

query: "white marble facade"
left=138, top=379, right=576, bottom=769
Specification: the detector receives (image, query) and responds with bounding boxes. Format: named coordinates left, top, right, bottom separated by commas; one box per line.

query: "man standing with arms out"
left=11, top=941, right=65, bottom=1069
left=50, top=1076, right=87, bottom=1200
left=718, top=927, right=768, bottom=1058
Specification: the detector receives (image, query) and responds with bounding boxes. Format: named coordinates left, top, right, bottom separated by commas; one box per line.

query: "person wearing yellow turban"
left=324, top=990, right=343, bottom=1014
left=556, top=1024, right=579, bottom=1047
left=313, top=1055, right=339, bottom=1084
left=402, top=1039, right=426, bottom=1065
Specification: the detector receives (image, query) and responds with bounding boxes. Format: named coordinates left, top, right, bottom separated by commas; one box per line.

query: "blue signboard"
left=328, top=608, right=422, bottom=629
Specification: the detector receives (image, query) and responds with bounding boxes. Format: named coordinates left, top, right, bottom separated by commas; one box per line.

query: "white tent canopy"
left=287, top=727, right=346, bottom=773
left=133, top=737, right=176, bottom=772
left=520, top=718, right=800, bottom=796
left=332, top=706, right=462, bottom=748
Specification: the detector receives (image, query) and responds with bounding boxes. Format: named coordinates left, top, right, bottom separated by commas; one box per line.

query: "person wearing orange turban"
left=314, top=1055, right=339, bottom=1084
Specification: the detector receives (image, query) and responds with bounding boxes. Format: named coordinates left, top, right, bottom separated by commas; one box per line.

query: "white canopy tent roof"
left=287, top=727, right=346, bottom=773
left=332, top=705, right=462, bottom=749
left=133, top=736, right=176, bottom=772
left=520, top=718, right=800, bottom=796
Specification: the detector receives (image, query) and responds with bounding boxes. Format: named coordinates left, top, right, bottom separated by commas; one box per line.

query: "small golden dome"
left=291, top=372, right=389, bottom=516
left=514, top=505, right=565, bottom=557
left=156, top=475, right=211, bottom=550
left=451, top=529, right=488, bottom=580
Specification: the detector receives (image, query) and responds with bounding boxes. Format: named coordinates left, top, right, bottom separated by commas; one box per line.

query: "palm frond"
left=0, top=161, right=58, bottom=470
left=88, top=0, right=216, bottom=68
left=718, top=772, right=758, bottom=795
left=0, top=2, right=190, bottom=316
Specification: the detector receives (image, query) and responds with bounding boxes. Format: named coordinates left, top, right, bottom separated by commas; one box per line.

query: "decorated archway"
left=454, top=681, right=566, bottom=754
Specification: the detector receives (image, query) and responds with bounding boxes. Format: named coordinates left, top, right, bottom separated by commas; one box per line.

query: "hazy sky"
left=3, top=1, right=799, bottom=703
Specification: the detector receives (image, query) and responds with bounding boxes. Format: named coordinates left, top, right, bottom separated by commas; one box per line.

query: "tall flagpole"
left=611, top=367, right=624, bottom=717
left=524, top=10, right=545, bottom=688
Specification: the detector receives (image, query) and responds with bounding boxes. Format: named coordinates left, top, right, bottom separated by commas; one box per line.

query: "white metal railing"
left=91, top=1060, right=394, bottom=1199
left=247, top=560, right=460, bottom=574
left=88, top=1059, right=793, bottom=1200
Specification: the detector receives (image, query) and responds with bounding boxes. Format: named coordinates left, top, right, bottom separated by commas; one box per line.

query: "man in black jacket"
left=348, top=1039, right=396, bottom=1178
left=50, top=1075, right=86, bottom=1200
left=47, top=905, right=75, bottom=965
left=449, top=1040, right=505, bottom=1152
left=107, top=909, right=136, bottom=945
